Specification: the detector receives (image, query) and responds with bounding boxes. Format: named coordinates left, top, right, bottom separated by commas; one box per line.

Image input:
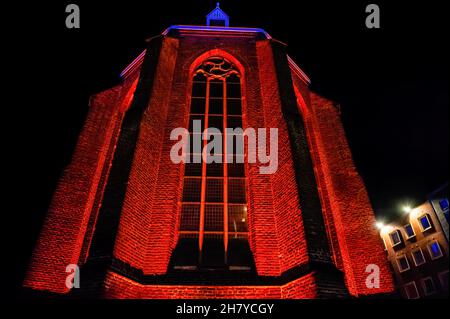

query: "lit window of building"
left=418, top=214, right=433, bottom=231
left=397, top=255, right=410, bottom=272
left=378, top=197, right=449, bottom=299
left=389, top=230, right=402, bottom=246
left=428, top=241, right=443, bottom=260
left=173, top=56, right=253, bottom=271
left=411, top=248, right=426, bottom=266
left=404, top=224, right=415, bottom=239
left=439, top=199, right=449, bottom=212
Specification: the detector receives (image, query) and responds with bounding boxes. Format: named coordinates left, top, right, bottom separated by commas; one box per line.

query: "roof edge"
left=120, top=28, right=311, bottom=86
left=162, top=25, right=272, bottom=39
left=288, top=55, right=311, bottom=85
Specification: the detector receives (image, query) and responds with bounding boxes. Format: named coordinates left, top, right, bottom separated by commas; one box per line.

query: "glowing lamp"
left=376, top=222, right=384, bottom=230
left=402, top=205, right=412, bottom=214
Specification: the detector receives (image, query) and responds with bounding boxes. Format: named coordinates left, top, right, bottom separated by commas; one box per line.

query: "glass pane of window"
left=423, top=278, right=435, bottom=295
left=227, top=99, right=242, bottom=115
left=208, top=115, right=223, bottom=132
left=206, top=178, right=223, bottom=202
left=404, top=282, right=419, bottom=299
left=228, top=162, right=245, bottom=177
left=227, top=238, right=253, bottom=270
left=193, top=73, right=206, bottom=82
left=209, top=98, right=223, bottom=115
left=439, top=271, right=449, bottom=292
left=185, top=162, right=202, bottom=177
left=206, top=162, right=223, bottom=177
left=182, top=178, right=202, bottom=202
left=413, top=249, right=425, bottom=266
left=171, top=238, right=199, bottom=268
left=429, top=242, right=442, bottom=259
left=201, top=235, right=225, bottom=268
left=180, top=204, right=200, bottom=231
left=227, top=116, right=243, bottom=129
left=204, top=204, right=224, bottom=231
left=228, top=205, right=248, bottom=232
left=419, top=215, right=432, bottom=230
left=227, top=83, right=241, bottom=98
left=192, top=82, right=207, bottom=97
left=209, top=81, right=223, bottom=98
left=398, top=256, right=410, bottom=271
left=228, top=179, right=246, bottom=203
left=227, top=74, right=240, bottom=84
left=439, top=199, right=449, bottom=211
left=404, top=224, right=415, bottom=238
left=389, top=230, right=402, bottom=246
left=191, top=98, right=206, bottom=114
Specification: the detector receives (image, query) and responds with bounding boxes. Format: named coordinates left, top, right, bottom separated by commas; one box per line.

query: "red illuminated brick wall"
left=110, top=36, right=312, bottom=279
left=112, top=38, right=180, bottom=273
left=102, top=271, right=318, bottom=299
left=291, top=83, right=395, bottom=296
left=256, top=41, right=309, bottom=274
left=24, top=28, right=394, bottom=298
left=23, top=76, right=138, bottom=293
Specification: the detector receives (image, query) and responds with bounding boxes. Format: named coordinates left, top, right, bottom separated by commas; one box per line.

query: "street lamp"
left=402, top=205, right=412, bottom=214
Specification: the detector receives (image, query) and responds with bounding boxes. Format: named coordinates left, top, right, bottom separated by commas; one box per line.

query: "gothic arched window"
left=171, top=57, right=254, bottom=272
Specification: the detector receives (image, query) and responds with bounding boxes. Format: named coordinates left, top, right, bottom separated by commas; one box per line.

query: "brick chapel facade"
left=24, top=5, right=395, bottom=298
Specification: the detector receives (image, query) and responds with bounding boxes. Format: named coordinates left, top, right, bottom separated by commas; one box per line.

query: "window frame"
left=389, top=230, right=402, bottom=247
left=428, top=241, right=443, bottom=260
left=411, top=248, right=426, bottom=266
left=418, top=214, right=433, bottom=232
left=438, top=270, right=449, bottom=291
left=404, top=281, right=420, bottom=299
left=396, top=255, right=411, bottom=272
left=439, top=198, right=449, bottom=212
left=421, top=277, right=436, bottom=296
left=403, top=223, right=416, bottom=239
left=177, top=56, right=250, bottom=270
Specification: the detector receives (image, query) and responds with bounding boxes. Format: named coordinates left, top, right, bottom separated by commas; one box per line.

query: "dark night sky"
left=8, top=0, right=448, bottom=296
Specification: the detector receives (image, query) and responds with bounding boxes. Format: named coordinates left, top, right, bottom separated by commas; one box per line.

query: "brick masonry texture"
left=294, top=89, right=395, bottom=296
left=102, top=270, right=318, bottom=299
left=24, top=29, right=395, bottom=298
left=23, top=75, right=138, bottom=293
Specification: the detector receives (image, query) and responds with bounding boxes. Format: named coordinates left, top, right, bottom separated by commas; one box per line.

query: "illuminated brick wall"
left=102, top=271, right=319, bottom=299
left=23, top=75, right=138, bottom=293
left=24, top=26, right=394, bottom=298
left=302, top=92, right=395, bottom=296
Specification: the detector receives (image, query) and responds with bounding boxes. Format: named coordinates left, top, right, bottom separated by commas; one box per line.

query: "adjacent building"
left=379, top=186, right=449, bottom=299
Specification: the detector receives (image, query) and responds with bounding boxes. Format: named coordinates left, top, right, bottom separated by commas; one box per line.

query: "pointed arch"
left=170, top=51, right=255, bottom=272
left=189, top=49, right=246, bottom=79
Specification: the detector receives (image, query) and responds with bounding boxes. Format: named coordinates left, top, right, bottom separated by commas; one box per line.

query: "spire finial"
left=216, top=2, right=220, bottom=7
